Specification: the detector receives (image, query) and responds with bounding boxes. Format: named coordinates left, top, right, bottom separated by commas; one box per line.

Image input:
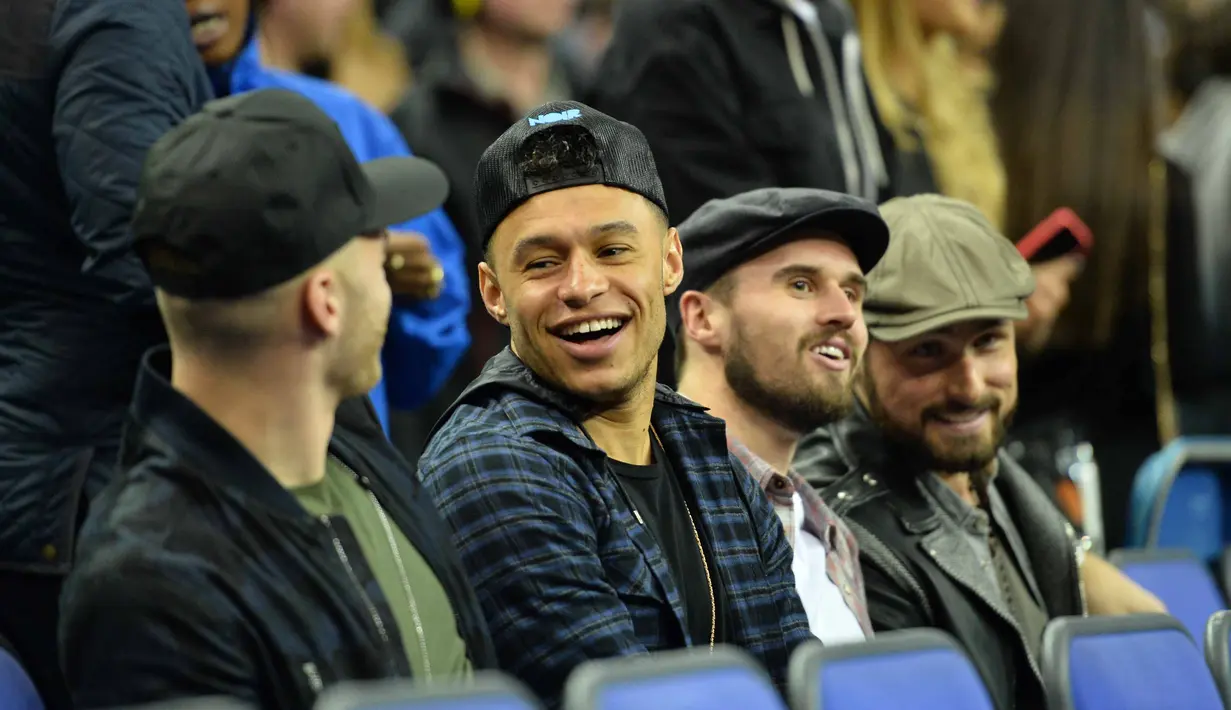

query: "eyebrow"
left=772, top=264, right=867, bottom=290
left=509, top=221, right=641, bottom=265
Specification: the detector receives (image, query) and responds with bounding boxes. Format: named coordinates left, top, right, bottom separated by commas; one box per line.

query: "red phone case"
left=1016, top=207, right=1094, bottom=261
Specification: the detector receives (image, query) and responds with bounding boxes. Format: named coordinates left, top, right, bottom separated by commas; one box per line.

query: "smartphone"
left=1016, top=207, right=1093, bottom=264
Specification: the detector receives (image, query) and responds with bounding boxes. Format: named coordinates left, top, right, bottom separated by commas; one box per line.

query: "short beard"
left=861, top=370, right=1012, bottom=483
left=724, top=326, right=854, bottom=435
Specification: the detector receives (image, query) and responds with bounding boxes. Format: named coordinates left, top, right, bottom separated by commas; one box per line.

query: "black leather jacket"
left=794, top=405, right=1086, bottom=710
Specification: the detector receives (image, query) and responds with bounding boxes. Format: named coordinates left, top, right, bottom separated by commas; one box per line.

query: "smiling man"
left=418, top=101, right=811, bottom=709
left=671, top=188, right=889, bottom=644
left=794, top=194, right=1163, bottom=710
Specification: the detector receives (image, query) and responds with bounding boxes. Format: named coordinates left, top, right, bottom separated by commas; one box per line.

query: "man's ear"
left=662, top=227, right=684, bottom=296
left=678, top=289, right=724, bottom=354
left=477, top=262, right=508, bottom=324
left=303, top=268, right=343, bottom=338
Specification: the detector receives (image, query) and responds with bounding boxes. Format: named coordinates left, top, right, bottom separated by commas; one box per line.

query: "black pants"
left=0, top=570, right=71, bottom=710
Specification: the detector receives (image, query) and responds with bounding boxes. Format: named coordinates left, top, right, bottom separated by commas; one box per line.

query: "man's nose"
left=558, top=255, right=609, bottom=307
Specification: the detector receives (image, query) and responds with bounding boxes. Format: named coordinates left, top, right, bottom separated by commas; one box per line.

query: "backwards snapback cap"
left=865, top=194, right=1036, bottom=342
left=132, top=88, right=448, bottom=300
left=472, top=100, right=669, bottom=249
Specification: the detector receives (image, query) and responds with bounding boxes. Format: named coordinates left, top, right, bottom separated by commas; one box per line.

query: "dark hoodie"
left=418, top=349, right=811, bottom=708
left=591, top=0, right=932, bottom=223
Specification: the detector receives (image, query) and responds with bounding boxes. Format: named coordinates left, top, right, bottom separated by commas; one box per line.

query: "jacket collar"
left=129, top=346, right=309, bottom=519
left=430, top=347, right=708, bottom=450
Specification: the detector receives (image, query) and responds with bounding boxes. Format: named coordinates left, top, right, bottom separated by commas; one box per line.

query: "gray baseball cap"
left=865, top=194, right=1035, bottom=342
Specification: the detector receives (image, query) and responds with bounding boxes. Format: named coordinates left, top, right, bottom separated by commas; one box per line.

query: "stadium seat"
left=1204, top=610, right=1231, bottom=708
left=787, top=629, right=993, bottom=710
left=563, top=646, right=784, bottom=710
left=315, top=673, right=541, bottom=710
left=1127, top=436, right=1231, bottom=557
left=1107, top=547, right=1227, bottom=640
left=0, top=645, right=41, bottom=710
left=111, top=700, right=254, bottom=709
left=1219, top=547, right=1231, bottom=601
left=1042, top=613, right=1222, bottom=710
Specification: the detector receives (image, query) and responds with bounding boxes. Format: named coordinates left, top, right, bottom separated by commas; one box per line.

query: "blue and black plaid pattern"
left=420, top=353, right=811, bottom=708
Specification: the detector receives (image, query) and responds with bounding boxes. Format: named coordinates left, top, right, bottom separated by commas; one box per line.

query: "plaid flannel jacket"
left=420, top=350, right=811, bottom=708
left=728, top=437, right=874, bottom=638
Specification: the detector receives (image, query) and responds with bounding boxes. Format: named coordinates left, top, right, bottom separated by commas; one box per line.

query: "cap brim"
left=360, top=156, right=450, bottom=230
left=868, top=303, right=1028, bottom=342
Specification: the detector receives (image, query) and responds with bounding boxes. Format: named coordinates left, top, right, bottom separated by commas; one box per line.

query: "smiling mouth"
left=551, top=317, right=628, bottom=343
left=810, top=343, right=849, bottom=362
left=932, top=410, right=990, bottom=426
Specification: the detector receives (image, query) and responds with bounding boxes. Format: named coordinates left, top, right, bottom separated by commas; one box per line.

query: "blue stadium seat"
left=787, top=629, right=993, bottom=710
left=1127, top=437, right=1231, bottom=557
left=0, top=645, right=41, bottom=710
left=1203, top=610, right=1231, bottom=708
left=563, top=646, right=784, bottom=710
left=315, top=674, right=541, bottom=710
left=1042, top=613, right=1223, bottom=710
left=111, top=700, right=254, bottom=709
left=1108, top=548, right=1227, bottom=640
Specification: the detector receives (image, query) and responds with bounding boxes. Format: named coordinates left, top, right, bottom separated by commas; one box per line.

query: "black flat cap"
left=668, top=187, right=890, bottom=332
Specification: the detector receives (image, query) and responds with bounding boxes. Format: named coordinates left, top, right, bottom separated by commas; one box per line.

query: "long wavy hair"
left=992, top=0, right=1160, bottom=349
left=851, top=0, right=1006, bottom=229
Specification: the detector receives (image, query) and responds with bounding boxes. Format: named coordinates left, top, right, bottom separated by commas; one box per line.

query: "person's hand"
left=385, top=231, right=444, bottom=300
left=1016, top=255, right=1083, bottom=352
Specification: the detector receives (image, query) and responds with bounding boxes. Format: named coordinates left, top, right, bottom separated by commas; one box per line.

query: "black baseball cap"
left=473, top=100, right=669, bottom=250
left=132, top=88, right=449, bottom=299
left=667, top=187, right=890, bottom=333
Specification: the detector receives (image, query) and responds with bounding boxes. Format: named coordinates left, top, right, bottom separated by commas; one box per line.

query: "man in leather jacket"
left=794, top=194, right=1163, bottom=710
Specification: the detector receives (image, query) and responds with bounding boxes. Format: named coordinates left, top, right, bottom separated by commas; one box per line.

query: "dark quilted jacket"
left=0, top=0, right=212, bottom=572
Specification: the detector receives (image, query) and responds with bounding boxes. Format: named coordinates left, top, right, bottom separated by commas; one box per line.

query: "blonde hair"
left=852, top=0, right=1006, bottom=229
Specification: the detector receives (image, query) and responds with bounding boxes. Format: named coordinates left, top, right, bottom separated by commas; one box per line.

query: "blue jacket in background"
left=212, top=41, right=471, bottom=432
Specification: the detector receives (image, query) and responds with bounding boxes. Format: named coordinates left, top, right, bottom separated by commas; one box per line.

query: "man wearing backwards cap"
left=418, top=101, right=810, bottom=707
left=794, top=194, right=1163, bottom=710
left=671, top=187, right=887, bottom=644
left=59, top=89, right=496, bottom=710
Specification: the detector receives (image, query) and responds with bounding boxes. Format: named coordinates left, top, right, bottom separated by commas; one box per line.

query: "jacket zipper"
left=331, top=455, right=433, bottom=680
left=1066, top=522, right=1089, bottom=616
left=319, top=515, right=395, bottom=660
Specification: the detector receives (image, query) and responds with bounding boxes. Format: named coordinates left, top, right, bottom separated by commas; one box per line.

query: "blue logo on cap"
left=528, top=108, right=581, bottom=127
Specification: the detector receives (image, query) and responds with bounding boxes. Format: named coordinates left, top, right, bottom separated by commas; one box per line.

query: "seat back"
left=1108, top=548, right=1227, bottom=640
left=113, top=700, right=254, bottom=709
left=1042, top=614, right=1223, bottom=710
left=1203, top=610, right=1231, bottom=709
left=787, top=629, right=993, bottom=710
left=0, top=646, right=41, bottom=710
left=1128, top=437, right=1231, bottom=554
left=315, top=673, right=541, bottom=710
left=563, top=646, right=784, bottom=710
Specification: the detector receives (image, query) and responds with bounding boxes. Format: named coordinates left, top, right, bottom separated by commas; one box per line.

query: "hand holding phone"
left=1016, top=207, right=1093, bottom=264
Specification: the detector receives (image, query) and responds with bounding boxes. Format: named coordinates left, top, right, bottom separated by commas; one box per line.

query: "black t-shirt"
left=608, top=436, right=729, bottom=646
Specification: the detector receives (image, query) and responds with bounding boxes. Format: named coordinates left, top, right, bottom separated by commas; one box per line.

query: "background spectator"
left=992, top=0, right=1166, bottom=548
left=0, top=1, right=211, bottom=706
left=852, top=0, right=1005, bottom=227
left=1159, top=2, right=1231, bottom=435
left=390, top=0, right=580, bottom=459
left=196, top=0, right=472, bottom=431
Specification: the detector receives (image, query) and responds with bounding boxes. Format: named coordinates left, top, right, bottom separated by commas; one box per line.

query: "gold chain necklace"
left=650, top=426, right=716, bottom=651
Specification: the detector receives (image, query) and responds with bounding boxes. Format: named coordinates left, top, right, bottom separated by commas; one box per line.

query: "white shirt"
left=789, top=493, right=867, bottom=645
